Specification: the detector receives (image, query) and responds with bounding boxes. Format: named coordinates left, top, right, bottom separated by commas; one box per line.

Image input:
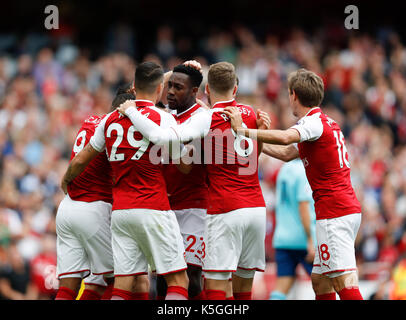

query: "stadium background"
left=0, top=0, right=406, bottom=300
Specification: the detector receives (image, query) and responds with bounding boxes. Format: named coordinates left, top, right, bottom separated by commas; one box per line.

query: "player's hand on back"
left=117, top=99, right=136, bottom=116
left=256, top=109, right=271, bottom=130
left=223, top=106, right=243, bottom=132
left=183, top=60, right=202, bottom=73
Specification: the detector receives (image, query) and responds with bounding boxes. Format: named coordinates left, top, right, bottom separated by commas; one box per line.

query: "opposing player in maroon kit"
left=55, top=94, right=134, bottom=300
left=61, top=62, right=189, bottom=300
left=224, top=68, right=363, bottom=300
left=118, top=62, right=268, bottom=300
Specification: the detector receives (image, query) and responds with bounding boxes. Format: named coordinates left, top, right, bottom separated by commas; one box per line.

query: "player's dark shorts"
left=275, top=248, right=313, bottom=277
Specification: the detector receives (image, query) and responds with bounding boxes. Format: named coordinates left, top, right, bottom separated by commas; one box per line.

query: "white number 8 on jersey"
left=231, top=122, right=254, bottom=157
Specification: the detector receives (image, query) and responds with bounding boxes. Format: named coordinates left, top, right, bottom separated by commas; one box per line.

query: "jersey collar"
left=305, top=107, right=321, bottom=117
left=211, top=99, right=237, bottom=109
left=174, top=103, right=203, bottom=118
left=135, top=99, right=155, bottom=107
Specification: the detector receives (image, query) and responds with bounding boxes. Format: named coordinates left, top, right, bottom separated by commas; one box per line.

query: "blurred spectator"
left=0, top=21, right=406, bottom=300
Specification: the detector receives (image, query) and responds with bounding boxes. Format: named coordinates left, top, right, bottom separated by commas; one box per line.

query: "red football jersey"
left=292, top=107, right=361, bottom=220
left=30, top=252, right=58, bottom=296
left=90, top=100, right=173, bottom=211
left=163, top=104, right=209, bottom=210
left=204, top=99, right=266, bottom=214
left=68, top=115, right=113, bottom=204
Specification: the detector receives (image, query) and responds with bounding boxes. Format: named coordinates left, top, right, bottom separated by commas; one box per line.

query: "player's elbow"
left=71, top=154, right=88, bottom=169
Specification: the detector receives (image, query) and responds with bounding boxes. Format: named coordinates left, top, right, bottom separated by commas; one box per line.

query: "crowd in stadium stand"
left=0, top=23, right=406, bottom=299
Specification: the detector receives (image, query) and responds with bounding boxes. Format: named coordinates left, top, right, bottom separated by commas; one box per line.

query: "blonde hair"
left=207, top=62, right=237, bottom=94
left=287, top=68, right=324, bottom=107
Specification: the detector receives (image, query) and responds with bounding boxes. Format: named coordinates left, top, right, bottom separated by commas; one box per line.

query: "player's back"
left=204, top=99, right=265, bottom=214
left=296, top=107, right=361, bottom=219
left=103, top=103, right=171, bottom=211
left=273, top=159, right=316, bottom=249
left=68, top=115, right=113, bottom=204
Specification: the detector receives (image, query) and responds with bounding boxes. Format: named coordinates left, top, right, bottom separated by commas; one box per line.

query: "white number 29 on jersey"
left=106, top=123, right=150, bottom=161
left=333, top=130, right=350, bottom=168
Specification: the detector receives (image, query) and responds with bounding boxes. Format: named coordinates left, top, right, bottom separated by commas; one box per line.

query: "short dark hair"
left=134, top=61, right=164, bottom=94
left=116, top=82, right=133, bottom=95
left=111, top=93, right=136, bottom=110
left=172, top=64, right=203, bottom=88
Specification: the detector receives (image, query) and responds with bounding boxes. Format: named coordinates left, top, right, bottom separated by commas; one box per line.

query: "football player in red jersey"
left=224, top=68, right=363, bottom=300
left=118, top=61, right=269, bottom=300
left=55, top=92, right=135, bottom=300
left=61, top=62, right=189, bottom=300
left=153, top=63, right=208, bottom=300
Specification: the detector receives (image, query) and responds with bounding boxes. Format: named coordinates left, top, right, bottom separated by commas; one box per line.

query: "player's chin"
left=167, top=100, right=178, bottom=109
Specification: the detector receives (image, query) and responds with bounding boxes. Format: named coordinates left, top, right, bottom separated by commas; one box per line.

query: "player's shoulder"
left=192, top=104, right=210, bottom=116
left=84, top=115, right=102, bottom=125
left=103, top=110, right=121, bottom=124
left=236, top=102, right=256, bottom=118
left=299, top=109, right=322, bottom=125
left=145, top=106, right=176, bottom=126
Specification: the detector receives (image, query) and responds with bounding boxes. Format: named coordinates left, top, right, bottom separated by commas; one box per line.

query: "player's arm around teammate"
left=225, top=69, right=364, bottom=300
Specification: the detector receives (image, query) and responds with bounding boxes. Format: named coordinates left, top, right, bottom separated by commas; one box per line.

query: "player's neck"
left=135, top=93, right=157, bottom=105
left=297, top=105, right=316, bottom=118
left=177, top=99, right=196, bottom=114
left=210, top=94, right=235, bottom=107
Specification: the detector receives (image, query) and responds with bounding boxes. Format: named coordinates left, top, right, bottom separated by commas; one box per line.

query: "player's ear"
left=205, top=83, right=210, bottom=96
left=291, top=89, right=297, bottom=101
left=192, top=86, right=199, bottom=95
left=232, top=84, right=238, bottom=97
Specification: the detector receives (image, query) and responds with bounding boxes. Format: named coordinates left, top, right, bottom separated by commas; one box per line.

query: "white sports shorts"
left=312, top=213, right=362, bottom=278
left=56, top=195, right=113, bottom=279
left=84, top=273, right=108, bottom=287
left=111, top=209, right=187, bottom=276
left=174, top=208, right=206, bottom=267
left=202, top=207, right=266, bottom=280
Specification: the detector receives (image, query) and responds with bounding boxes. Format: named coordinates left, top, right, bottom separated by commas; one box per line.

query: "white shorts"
left=111, top=209, right=187, bottom=276
left=174, top=208, right=206, bottom=267
left=312, top=213, right=361, bottom=278
left=202, top=207, right=266, bottom=280
left=56, top=195, right=113, bottom=279
left=84, top=273, right=107, bottom=287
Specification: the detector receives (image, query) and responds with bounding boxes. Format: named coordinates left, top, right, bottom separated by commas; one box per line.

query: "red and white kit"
left=163, top=103, right=209, bottom=267
left=291, top=107, right=362, bottom=277
left=89, top=100, right=187, bottom=276
left=123, top=99, right=266, bottom=280
left=56, top=115, right=114, bottom=280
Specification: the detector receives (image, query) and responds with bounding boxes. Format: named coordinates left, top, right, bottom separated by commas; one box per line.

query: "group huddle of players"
left=54, top=60, right=364, bottom=300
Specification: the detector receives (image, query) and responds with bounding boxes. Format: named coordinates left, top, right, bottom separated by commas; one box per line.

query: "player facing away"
left=61, top=62, right=189, bottom=300
left=224, top=68, right=363, bottom=300
left=269, top=158, right=316, bottom=300
left=153, top=63, right=208, bottom=300
left=118, top=61, right=268, bottom=300
left=55, top=95, right=129, bottom=300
